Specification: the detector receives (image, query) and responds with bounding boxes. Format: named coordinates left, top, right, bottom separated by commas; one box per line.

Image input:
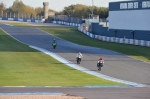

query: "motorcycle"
left=76, top=57, right=81, bottom=64
left=52, top=43, right=57, bottom=49
left=97, top=62, right=103, bottom=71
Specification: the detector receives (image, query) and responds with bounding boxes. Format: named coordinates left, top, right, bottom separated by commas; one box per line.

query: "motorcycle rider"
left=76, top=52, right=83, bottom=63
left=52, top=39, right=57, bottom=49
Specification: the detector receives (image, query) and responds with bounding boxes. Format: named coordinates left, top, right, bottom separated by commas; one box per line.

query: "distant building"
left=108, top=0, right=150, bottom=40
left=43, top=2, right=49, bottom=19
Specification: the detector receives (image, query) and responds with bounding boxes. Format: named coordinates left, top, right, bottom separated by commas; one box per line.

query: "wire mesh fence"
left=0, top=12, right=43, bottom=20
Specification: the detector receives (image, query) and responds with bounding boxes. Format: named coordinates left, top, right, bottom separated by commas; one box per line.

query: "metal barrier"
left=51, top=21, right=81, bottom=27
left=0, top=17, right=41, bottom=23
left=78, top=27, right=150, bottom=47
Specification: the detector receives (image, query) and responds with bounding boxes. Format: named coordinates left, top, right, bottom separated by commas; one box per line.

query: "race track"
left=0, top=87, right=150, bottom=99
left=0, top=23, right=150, bottom=85
left=0, top=23, right=150, bottom=99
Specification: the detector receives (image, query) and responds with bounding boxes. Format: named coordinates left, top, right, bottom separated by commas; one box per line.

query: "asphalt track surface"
left=0, top=23, right=150, bottom=99
left=0, top=87, right=150, bottom=99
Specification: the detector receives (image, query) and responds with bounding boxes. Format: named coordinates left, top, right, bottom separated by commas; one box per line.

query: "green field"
left=0, top=29, right=124, bottom=86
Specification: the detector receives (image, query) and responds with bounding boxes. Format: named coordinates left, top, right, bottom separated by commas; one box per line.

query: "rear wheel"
left=77, top=58, right=80, bottom=64
left=53, top=45, right=56, bottom=49
left=98, top=67, right=101, bottom=71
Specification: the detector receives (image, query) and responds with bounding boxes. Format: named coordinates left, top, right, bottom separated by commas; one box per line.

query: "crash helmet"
left=100, top=57, right=103, bottom=60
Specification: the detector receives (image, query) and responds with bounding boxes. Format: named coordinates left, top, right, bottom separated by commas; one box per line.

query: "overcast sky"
left=1, top=0, right=125, bottom=11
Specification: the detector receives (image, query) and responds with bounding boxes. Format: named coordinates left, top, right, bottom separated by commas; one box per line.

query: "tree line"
left=0, top=0, right=45, bottom=19
left=58, top=4, right=108, bottom=19
left=0, top=0, right=108, bottom=19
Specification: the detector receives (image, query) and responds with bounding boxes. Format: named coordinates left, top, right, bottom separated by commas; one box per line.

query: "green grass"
left=0, top=29, right=124, bottom=86
left=40, top=27, right=150, bottom=63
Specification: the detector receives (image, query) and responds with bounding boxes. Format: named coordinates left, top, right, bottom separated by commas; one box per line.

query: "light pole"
left=113, top=30, right=117, bottom=37
left=92, top=0, right=94, bottom=18
left=130, top=30, right=135, bottom=39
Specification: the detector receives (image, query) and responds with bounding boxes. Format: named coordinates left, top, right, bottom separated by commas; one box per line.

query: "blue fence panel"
left=14, top=18, right=18, bottom=21
left=2, top=18, right=8, bottom=20
left=23, top=19, right=27, bottom=22
left=31, top=20, right=35, bottom=22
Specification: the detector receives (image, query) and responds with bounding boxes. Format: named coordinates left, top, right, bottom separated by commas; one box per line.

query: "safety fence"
left=0, top=18, right=82, bottom=26
left=50, top=21, right=82, bottom=27
left=78, top=27, right=150, bottom=47
left=0, top=17, right=42, bottom=23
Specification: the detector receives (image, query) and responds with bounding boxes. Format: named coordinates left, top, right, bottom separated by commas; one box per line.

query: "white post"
left=2, top=11, right=3, bottom=17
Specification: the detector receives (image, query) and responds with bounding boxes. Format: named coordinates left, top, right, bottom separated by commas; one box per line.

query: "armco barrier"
left=129, top=39, right=134, bottom=45
left=119, top=38, right=123, bottom=43
left=18, top=19, right=23, bottom=22
left=27, top=20, right=31, bottom=22
left=14, top=18, right=18, bottom=21
left=23, top=19, right=27, bottom=22
left=2, top=18, right=8, bottom=20
left=110, top=37, right=114, bottom=42
left=0, top=17, right=40, bottom=23
left=51, top=21, right=81, bottom=27
left=8, top=18, right=14, bottom=21
left=78, top=27, right=150, bottom=47
left=146, top=41, right=150, bottom=46
left=134, top=40, right=139, bottom=45
left=31, top=20, right=35, bottom=22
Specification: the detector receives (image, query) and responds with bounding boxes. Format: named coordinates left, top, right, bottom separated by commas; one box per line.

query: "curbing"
left=0, top=92, right=63, bottom=95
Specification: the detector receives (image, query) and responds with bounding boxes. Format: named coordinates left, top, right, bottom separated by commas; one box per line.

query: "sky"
left=1, top=0, right=125, bottom=11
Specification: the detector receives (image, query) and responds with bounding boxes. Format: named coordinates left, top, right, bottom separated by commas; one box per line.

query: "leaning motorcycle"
left=52, top=43, right=57, bottom=49
left=76, top=57, right=81, bottom=64
left=97, top=62, right=103, bottom=71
